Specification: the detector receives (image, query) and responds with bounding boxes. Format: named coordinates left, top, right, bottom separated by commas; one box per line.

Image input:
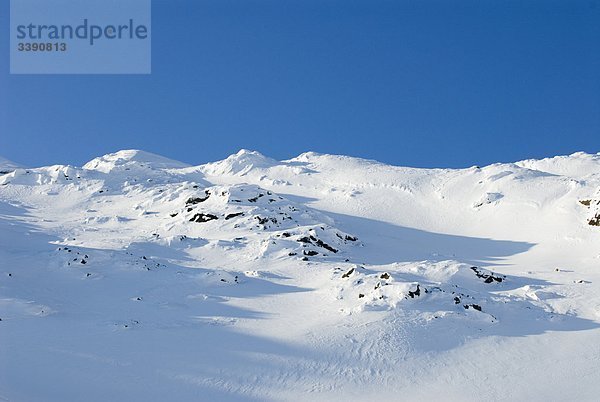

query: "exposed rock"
left=464, top=304, right=482, bottom=312
left=311, top=236, right=338, bottom=253
left=408, top=284, right=421, bottom=298
left=186, top=191, right=210, bottom=205
left=470, top=266, right=505, bottom=283
left=336, top=233, right=358, bottom=242
left=342, top=268, right=355, bottom=278
left=189, top=213, right=218, bottom=223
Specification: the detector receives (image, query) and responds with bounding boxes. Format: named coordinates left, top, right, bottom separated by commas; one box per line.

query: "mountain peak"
left=235, top=148, right=265, bottom=157
left=83, top=149, right=189, bottom=173
left=201, top=149, right=278, bottom=176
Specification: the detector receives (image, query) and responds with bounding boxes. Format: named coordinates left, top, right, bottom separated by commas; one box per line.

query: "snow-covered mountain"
left=1, top=149, right=600, bottom=401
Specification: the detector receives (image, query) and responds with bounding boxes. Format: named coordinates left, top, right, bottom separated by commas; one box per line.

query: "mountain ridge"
left=3, top=148, right=600, bottom=177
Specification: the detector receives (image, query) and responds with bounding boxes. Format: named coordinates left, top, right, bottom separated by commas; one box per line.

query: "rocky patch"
left=190, top=213, right=218, bottom=223
left=470, top=266, right=505, bottom=283
left=329, top=262, right=524, bottom=324
left=578, top=198, right=600, bottom=226
left=186, top=190, right=210, bottom=205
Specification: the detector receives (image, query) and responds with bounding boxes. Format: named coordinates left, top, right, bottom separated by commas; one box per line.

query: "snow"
left=1, top=149, right=600, bottom=401
left=515, top=151, right=600, bottom=178
left=0, top=156, right=22, bottom=174
left=83, top=149, right=191, bottom=173
left=200, top=149, right=280, bottom=176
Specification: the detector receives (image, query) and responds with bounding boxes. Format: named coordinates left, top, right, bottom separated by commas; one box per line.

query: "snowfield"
left=1, top=149, right=600, bottom=401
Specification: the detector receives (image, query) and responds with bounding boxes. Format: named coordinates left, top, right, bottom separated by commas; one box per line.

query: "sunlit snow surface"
left=1, top=149, right=600, bottom=401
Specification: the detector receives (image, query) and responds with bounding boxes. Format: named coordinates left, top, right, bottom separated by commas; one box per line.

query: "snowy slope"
left=1, top=149, right=600, bottom=401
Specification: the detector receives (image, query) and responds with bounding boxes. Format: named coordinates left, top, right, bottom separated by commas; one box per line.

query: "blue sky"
left=1, top=0, right=599, bottom=168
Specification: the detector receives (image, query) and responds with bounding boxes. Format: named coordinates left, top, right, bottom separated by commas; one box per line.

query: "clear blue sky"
left=1, top=0, right=599, bottom=168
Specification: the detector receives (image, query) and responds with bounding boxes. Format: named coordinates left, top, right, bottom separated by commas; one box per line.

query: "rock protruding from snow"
left=579, top=196, right=600, bottom=226
left=169, top=183, right=359, bottom=260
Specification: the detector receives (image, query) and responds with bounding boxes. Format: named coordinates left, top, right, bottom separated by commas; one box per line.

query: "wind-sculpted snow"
left=1, top=150, right=600, bottom=401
